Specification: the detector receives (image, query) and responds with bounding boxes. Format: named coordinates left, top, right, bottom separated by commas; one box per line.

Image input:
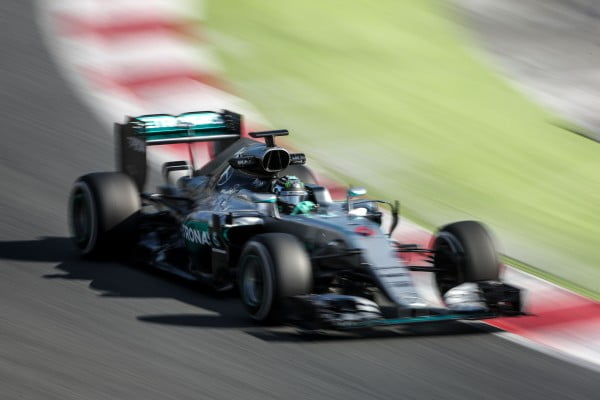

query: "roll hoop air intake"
left=228, top=130, right=306, bottom=175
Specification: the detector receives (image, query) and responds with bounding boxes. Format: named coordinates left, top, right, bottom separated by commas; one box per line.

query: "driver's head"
left=273, top=175, right=307, bottom=207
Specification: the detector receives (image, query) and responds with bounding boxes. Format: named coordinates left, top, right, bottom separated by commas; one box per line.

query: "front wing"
left=289, top=282, right=523, bottom=330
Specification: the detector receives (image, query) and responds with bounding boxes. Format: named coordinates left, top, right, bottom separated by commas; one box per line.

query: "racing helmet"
left=273, top=175, right=308, bottom=206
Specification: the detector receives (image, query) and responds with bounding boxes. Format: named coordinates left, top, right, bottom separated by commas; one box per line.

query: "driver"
left=272, top=175, right=315, bottom=214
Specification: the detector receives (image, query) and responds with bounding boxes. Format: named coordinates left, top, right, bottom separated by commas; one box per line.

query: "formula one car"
left=68, top=110, right=522, bottom=329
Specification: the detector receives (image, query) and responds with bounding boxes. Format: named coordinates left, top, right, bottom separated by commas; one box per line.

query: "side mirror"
left=236, top=189, right=277, bottom=204
left=244, top=191, right=279, bottom=218
left=347, top=187, right=367, bottom=198
left=250, top=193, right=277, bottom=204
left=347, top=187, right=367, bottom=212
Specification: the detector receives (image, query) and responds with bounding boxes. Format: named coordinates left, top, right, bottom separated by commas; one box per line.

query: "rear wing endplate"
left=116, top=109, right=242, bottom=190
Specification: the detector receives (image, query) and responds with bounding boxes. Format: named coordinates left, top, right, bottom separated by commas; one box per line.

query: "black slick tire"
left=238, top=233, right=312, bottom=322
left=432, top=220, right=500, bottom=295
left=69, top=172, right=140, bottom=258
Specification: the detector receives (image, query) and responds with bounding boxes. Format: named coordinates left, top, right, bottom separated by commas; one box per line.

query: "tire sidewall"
left=238, top=233, right=312, bottom=323
left=433, top=231, right=465, bottom=292
left=68, top=172, right=140, bottom=257
left=433, top=221, right=499, bottom=294
left=239, top=241, right=275, bottom=321
left=69, top=181, right=99, bottom=255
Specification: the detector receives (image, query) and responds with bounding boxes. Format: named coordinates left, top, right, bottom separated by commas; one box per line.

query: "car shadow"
left=0, top=237, right=503, bottom=340
left=243, top=320, right=502, bottom=343
left=0, top=236, right=251, bottom=328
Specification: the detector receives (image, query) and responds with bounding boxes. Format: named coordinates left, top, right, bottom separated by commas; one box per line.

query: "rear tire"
left=432, top=221, right=500, bottom=295
left=238, top=233, right=312, bottom=322
left=69, top=172, right=140, bottom=258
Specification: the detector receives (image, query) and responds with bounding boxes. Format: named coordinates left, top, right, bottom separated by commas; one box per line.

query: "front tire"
left=432, top=220, right=500, bottom=295
left=69, top=172, right=140, bottom=257
left=238, top=233, right=312, bottom=322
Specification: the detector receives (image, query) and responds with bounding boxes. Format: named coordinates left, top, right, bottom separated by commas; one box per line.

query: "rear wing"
left=116, top=110, right=242, bottom=190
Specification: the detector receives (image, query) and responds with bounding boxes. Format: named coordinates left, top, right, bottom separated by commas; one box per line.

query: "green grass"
left=205, top=0, right=600, bottom=296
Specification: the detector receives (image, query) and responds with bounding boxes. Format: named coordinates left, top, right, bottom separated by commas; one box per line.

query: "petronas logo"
left=182, top=224, right=211, bottom=246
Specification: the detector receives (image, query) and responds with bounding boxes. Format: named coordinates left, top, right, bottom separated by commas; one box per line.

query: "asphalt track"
left=0, top=1, right=599, bottom=399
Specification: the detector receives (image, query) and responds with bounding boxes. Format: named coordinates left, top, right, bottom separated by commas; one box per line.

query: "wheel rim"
left=71, top=189, right=92, bottom=246
left=434, top=233, right=462, bottom=294
left=242, top=255, right=264, bottom=308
